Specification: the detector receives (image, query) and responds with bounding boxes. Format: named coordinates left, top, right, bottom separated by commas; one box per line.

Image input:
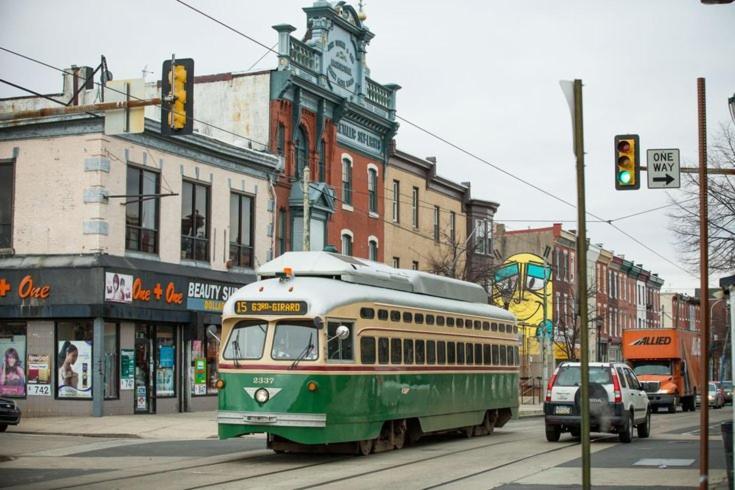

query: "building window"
left=56, top=321, right=93, bottom=399
left=181, top=180, right=210, bottom=262
left=292, top=215, right=326, bottom=251
left=368, top=239, right=378, bottom=261
left=392, top=257, right=400, bottom=268
left=392, top=180, right=400, bottom=223
left=278, top=209, right=287, bottom=256
left=156, top=326, right=176, bottom=397
left=474, top=219, right=490, bottom=255
left=191, top=326, right=220, bottom=396
left=412, top=260, right=419, bottom=270
left=412, top=187, right=419, bottom=228
left=0, top=322, right=26, bottom=398
left=126, top=166, right=160, bottom=254
left=342, top=157, right=352, bottom=206
left=368, top=167, right=378, bottom=214
left=341, top=232, right=353, bottom=256
left=229, top=193, right=254, bottom=268
left=276, top=123, right=285, bottom=156
left=433, top=206, right=440, bottom=242
left=318, top=140, right=326, bottom=182
left=0, top=159, right=14, bottom=249
left=295, top=126, right=308, bottom=179
left=450, top=211, right=456, bottom=244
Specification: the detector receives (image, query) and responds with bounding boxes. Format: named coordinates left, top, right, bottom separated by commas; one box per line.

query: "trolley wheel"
left=357, top=439, right=374, bottom=456
left=393, top=420, right=407, bottom=450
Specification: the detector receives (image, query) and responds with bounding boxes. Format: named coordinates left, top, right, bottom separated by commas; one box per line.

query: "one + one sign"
left=646, top=149, right=680, bottom=189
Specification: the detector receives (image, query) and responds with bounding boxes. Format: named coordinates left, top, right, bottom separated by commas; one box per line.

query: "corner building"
left=162, top=2, right=400, bottom=260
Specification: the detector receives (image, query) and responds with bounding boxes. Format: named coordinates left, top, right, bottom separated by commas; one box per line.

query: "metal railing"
left=520, top=376, right=544, bottom=405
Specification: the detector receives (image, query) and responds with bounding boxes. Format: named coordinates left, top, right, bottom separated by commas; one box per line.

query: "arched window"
left=295, top=126, right=308, bottom=179
left=341, top=231, right=353, bottom=256
left=368, top=167, right=378, bottom=213
left=342, top=156, right=353, bottom=205
left=368, top=237, right=378, bottom=261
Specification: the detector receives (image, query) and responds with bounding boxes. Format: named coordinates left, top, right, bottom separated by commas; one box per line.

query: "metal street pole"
left=572, top=79, right=591, bottom=490
left=697, top=77, right=710, bottom=490
left=542, top=254, right=550, bottom=397
left=303, top=166, right=311, bottom=252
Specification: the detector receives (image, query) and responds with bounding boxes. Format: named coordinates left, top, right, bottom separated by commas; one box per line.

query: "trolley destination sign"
left=234, top=300, right=308, bottom=315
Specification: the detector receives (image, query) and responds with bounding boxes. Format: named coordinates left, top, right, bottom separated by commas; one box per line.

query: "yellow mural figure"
left=492, top=253, right=553, bottom=359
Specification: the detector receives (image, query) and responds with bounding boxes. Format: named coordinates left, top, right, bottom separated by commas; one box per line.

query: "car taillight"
left=611, top=369, right=622, bottom=403
left=545, top=369, right=559, bottom=402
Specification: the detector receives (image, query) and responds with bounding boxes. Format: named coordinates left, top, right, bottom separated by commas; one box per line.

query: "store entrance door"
left=134, top=325, right=155, bottom=414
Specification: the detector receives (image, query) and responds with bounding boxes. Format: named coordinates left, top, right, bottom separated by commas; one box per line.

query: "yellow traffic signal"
left=161, top=58, right=194, bottom=136
left=614, top=134, right=640, bottom=190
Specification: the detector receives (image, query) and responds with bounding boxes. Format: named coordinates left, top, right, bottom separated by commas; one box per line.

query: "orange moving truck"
left=622, top=328, right=701, bottom=413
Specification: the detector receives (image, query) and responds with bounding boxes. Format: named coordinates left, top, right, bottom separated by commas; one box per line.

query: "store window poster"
left=0, top=335, right=26, bottom=397
left=57, top=340, right=92, bottom=398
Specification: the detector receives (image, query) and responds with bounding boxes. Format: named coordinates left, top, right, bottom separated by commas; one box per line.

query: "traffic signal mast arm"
left=641, top=166, right=735, bottom=175
left=0, top=97, right=162, bottom=122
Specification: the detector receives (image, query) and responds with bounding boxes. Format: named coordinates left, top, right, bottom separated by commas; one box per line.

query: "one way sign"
left=647, top=149, right=680, bottom=189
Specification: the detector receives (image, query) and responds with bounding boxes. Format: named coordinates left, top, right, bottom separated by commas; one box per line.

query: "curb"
left=9, top=430, right=142, bottom=439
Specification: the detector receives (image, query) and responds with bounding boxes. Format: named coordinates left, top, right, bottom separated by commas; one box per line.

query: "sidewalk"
left=9, top=411, right=220, bottom=440
left=10, top=404, right=544, bottom=440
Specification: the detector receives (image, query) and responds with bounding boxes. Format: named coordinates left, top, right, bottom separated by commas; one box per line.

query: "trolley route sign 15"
left=234, top=301, right=308, bottom=315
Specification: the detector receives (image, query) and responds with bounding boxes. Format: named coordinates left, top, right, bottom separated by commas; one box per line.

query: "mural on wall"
left=492, top=253, right=553, bottom=357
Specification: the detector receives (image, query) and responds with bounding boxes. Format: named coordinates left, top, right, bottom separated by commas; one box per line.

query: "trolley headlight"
left=215, top=378, right=225, bottom=390
left=254, top=387, right=270, bottom=404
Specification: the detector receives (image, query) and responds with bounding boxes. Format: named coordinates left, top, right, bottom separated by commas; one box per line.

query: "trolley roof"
left=257, top=251, right=488, bottom=304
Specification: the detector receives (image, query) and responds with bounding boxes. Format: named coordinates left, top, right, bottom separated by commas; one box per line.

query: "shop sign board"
left=120, top=349, right=135, bottom=390
left=26, top=353, right=51, bottom=396
left=0, top=334, right=26, bottom=397
left=57, top=340, right=92, bottom=398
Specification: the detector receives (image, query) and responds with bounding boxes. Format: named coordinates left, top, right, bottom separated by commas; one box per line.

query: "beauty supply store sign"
left=104, top=271, right=242, bottom=313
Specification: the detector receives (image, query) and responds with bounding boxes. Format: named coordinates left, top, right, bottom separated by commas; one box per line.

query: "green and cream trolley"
left=216, top=252, right=519, bottom=454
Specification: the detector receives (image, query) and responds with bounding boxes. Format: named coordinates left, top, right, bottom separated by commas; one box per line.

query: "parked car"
left=0, top=397, right=21, bottom=432
left=708, top=382, right=725, bottom=409
left=543, top=361, right=651, bottom=443
left=719, top=380, right=732, bottom=404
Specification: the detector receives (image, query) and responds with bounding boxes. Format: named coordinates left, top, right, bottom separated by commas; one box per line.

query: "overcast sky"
left=1, top=0, right=734, bottom=294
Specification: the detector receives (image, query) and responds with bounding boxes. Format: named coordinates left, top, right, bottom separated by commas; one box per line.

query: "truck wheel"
left=619, top=411, right=634, bottom=443
left=545, top=424, right=561, bottom=442
left=0, top=424, right=6, bottom=433
left=637, top=410, right=651, bottom=438
left=667, top=398, right=678, bottom=413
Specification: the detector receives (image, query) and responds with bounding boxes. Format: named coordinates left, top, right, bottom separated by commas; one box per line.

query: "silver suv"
left=543, top=362, right=651, bottom=443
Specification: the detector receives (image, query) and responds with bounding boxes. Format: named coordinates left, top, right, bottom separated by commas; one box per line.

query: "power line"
left=170, top=2, right=694, bottom=279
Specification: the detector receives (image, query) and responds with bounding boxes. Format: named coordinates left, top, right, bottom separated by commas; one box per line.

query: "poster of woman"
left=0, top=341, right=26, bottom=397
left=105, top=272, right=132, bottom=303
left=57, top=340, right=92, bottom=398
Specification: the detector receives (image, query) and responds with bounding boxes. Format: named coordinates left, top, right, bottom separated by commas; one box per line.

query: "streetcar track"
left=291, top=433, right=559, bottom=490
left=422, top=434, right=617, bottom=489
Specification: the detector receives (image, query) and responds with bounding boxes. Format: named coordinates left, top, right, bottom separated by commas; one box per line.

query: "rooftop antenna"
left=141, top=64, right=155, bottom=81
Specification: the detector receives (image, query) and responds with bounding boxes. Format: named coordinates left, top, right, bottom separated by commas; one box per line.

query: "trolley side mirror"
left=328, top=325, right=350, bottom=342
left=313, top=316, right=324, bottom=330
left=206, top=325, right=221, bottom=343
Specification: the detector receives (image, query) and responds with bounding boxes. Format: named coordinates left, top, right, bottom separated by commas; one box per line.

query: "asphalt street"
left=0, top=408, right=731, bottom=489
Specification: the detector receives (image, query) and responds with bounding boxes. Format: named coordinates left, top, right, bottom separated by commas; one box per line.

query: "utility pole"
left=697, top=77, right=710, bottom=490
left=303, top=166, right=311, bottom=252
left=561, top=78, right=590, bottom=489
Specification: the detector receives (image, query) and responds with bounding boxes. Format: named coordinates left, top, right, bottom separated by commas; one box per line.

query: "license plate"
left=556, top=405, right=571, bottom=415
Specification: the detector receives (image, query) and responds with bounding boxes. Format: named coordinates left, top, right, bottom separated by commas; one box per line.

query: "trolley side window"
left=474, top=344, right=482, bottom=365
left=447, top=341, right=456, bottom=364
left=327, top=322, right=354, bottom=361
left=466, top=343, right=474, bottom=364
left=482, top=321, right=490, bottom=331
left=492, top=344, right=499, bottom=365
left=360, top=337, right=376, bottom=364
left=378, top=309, right=389, bottom=321
left=223, top=321, right=268, bottom=360
left=403, top=312, right=413, bottom=323
left=483, top=344, right=491, bottom=365
left=499, top=344, right=507, bottom=365
left=415, top=340, right=425, bottom=364
left=271, top=322, right=318, bottom=361
left=390, top=310, right=401, bottom=322
left=427, top=340, right=436, bottom=364
left=436, top=316, right=445, bottom=326
left=360, top=308, right=375, bottom=319
left=491, top=322, right=498, bottom=332
left=446, top=317, right=455, bottom=327
left=426, top=314, right=435, bottom=326
left=378, top=337, right=390, bottom=364
left=391, top=338, right=402, bottom=364
left=514, top=346, right=519, bottom=366
left=474, top=320, right=481, bottom=330
left=437, top=341, right=446, bottom=364
left=456, top=343, right=465, bottom=365
left=414, top=313, right=424, bottom=325
left=403, top=339, right=414, bottom=365
left=456, top=318, right=464, bottom=328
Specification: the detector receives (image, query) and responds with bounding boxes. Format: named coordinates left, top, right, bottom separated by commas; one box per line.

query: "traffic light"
left=614, top=134, right=640, bottom=190
left=161, top=58, right=194, bottom=136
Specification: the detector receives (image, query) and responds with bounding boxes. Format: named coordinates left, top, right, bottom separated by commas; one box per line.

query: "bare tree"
left=426, top=227, right=497, bottom=287
left=668, top=123, right=735, bottom=273
left=553, top=286, right=608, bottom=362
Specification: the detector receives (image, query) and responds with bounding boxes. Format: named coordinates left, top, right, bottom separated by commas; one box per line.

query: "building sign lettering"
left=187, top=281, right=239, bottom=313
left=0, top=275, right=51, bottom=300
left=326, top=38, right=356, bottom=90
left=337, top=120, right=383, bottom=157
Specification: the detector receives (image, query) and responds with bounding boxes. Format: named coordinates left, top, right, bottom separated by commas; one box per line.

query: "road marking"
left=634, top=458, right=694, bottom=467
